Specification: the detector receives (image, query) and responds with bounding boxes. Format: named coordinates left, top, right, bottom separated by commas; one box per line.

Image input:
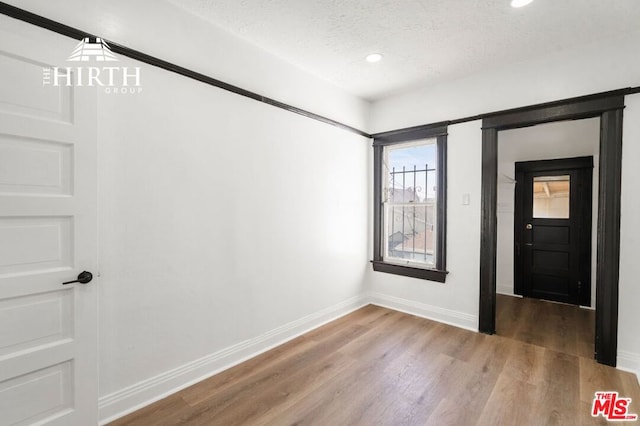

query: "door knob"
left=62, top=271, right=93, bottom=285
left=526, top=223, right=533, bottom=229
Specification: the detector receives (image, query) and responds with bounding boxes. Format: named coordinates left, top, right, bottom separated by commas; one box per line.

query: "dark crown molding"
left=0, top=1, right=371, bottom=138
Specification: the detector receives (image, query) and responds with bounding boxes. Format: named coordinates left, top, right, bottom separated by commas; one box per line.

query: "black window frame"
left=372, top=124, right=448, bottom=283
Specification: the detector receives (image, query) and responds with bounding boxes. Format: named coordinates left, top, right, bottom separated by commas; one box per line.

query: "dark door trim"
left=513, top=156, right=594, bottom=173
left=514, top=156, right=593, bottom=306
left=479, top=95, right=624, bottom=367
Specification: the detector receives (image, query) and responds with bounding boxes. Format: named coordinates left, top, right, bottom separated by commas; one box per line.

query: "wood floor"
left=111, top=304, right=640, bottom=426
left=496, top=293, right=595, bottom=359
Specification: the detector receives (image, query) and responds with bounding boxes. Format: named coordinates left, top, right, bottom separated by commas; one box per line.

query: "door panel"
left=514, top=157, right=593, bottom=306
left=532, top=250, right=569, bottom=270
left=0, top=290, right=72, bottom=357
left=530, top=273, right=569, bottom=298
left=0, top=15, right=97, bottom=426
left=0, top=134, right=73, bottom=195
left=532, top=225, right=569, bottom=244
left=0, top=50, right=73, bottom=123
left=0, top=361, right=73, bottom=426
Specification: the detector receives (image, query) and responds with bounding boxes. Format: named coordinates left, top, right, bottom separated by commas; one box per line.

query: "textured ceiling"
left=167, top=0, right=640, bottom=101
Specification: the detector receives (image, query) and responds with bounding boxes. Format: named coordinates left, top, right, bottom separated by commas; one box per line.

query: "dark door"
left=514, top=157, right=593, bottom=306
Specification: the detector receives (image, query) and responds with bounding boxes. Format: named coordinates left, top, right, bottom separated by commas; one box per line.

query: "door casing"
left=479, top=94, right=624, bottom=367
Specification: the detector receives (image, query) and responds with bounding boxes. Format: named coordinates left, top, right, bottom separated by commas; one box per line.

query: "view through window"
left=533, top=175, right=570, bottom=219
left=382, top=139, right=438, bottom=267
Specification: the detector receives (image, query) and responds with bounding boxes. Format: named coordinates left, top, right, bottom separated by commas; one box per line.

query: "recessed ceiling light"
left=511, top=0, right=534, bottom=7
left=366, top=53, right=383, bottom=63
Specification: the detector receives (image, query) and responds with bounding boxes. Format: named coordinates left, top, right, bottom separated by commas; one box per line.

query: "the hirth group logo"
left=67, top=37, right=118, bottom=62
left=43, top=37, right=142, bottom=94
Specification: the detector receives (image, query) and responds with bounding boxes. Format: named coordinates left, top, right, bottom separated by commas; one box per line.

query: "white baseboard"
left=369, top=292, right=478, bottom=332
left=98, top=295, right=369, bottom=425
left=617, top=350, right=640, bottom=385
left=98, top=290, right=637, bottom=424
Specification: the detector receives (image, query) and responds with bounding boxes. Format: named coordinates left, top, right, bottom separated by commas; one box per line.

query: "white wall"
left=618, top=93, right=640, bottom=376
left=369, top=32, right=640, bottom=380
left=370, top=30, right=640, bottom=133
left=496, top=118, right=600, bottom=309
left=3, top=1, right=371, bottom=422
left=96, top=61, right=370, bottom=420
left=7, top=0, right=369, bottom=131
left=369, top=120, right=482, bottom=330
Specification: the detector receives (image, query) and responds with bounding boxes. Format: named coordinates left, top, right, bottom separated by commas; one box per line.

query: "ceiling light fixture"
left=366, top=53, right=383, bottom=63
left=511, top=0, right=534, bottom=7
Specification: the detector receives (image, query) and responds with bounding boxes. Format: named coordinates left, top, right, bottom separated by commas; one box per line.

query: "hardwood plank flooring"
left=111, top=304, right=639, bottom=426
left=496, top=294, right=595, bottom=359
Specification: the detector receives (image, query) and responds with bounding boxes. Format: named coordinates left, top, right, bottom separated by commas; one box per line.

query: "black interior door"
left=514, top=157, right=593, bottom=306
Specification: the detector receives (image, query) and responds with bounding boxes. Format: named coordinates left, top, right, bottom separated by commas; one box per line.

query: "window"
left=532, top=175, right=570, bottom=219
left=372, top=125, right=447, bottom=282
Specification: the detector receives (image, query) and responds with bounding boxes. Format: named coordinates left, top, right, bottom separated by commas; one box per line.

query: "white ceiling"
left=167, top=0, right=640, bottom=101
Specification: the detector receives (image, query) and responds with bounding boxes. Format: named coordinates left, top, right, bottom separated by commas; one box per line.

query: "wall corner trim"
left=97, top=295, right=369, bottom=425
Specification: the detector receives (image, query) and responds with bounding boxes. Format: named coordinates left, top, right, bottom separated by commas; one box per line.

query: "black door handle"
left=62, top=271, right=93, bottom=285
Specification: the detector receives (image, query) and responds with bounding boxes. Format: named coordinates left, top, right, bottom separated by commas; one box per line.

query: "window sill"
left=371, top=261, right=448, bottom=283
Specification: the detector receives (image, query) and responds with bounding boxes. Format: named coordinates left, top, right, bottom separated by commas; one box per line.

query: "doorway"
left=478, top=93, right=625, bottom=367
left=514, top=157, right=593, bottom=306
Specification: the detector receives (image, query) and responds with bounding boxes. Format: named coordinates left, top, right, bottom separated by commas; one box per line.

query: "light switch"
left=462, top=193, right=470, bottom=205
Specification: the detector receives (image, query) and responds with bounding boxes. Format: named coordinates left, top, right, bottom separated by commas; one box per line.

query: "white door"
left=0, top=15, right=98, bottom=426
